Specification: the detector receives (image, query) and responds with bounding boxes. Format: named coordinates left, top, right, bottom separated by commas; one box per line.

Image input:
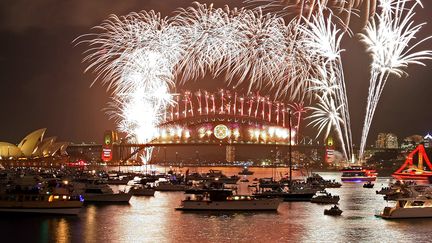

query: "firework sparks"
left=358, top=0, right=432, bottom=160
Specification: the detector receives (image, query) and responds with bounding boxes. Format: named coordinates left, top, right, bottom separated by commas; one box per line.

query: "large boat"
left=392, top=144, right=432, bottom=180
left=0, top=180, right=83, bottom=215
left=376, top=197, right=432, bottom=219
left=176, top=189, right=281, bottom=211
left=73, top=179, right=132, bottom=202
left=340, top=166, right=377, bottom=182
left=155, top=181, right=187, bottom=191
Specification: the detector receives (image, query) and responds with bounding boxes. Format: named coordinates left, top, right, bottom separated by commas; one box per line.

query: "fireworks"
left=245, top=0, right=377, bottom=26
left=77, top=0, right=431, bottom=163
left=358, top=0, right=432, bottom=160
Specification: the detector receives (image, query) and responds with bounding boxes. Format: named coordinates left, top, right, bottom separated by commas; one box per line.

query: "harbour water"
left=1, top=168, right=432, bottom=242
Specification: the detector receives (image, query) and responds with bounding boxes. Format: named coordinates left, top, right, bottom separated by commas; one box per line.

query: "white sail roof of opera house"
left=17, top=128, right=46, bottom=157
left=0, top=142, right=23, bottom=158
left=0, top=129, right=68, bottom=159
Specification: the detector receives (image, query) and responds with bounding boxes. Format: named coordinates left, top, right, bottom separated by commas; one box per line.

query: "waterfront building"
left=0, top=128, right=69, bottom=167
left=375, top=133, right=398, bottom=149
left=401, top=134, right=424, bottom=150
left=424, top=133, right=432, bottom=148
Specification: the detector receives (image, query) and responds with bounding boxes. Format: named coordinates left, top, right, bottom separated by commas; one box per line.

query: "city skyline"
left=0, top=0, right=431, bottom=145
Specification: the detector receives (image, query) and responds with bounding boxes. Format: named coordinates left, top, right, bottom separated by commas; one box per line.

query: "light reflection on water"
left=1, top=169, right=432, bottom=242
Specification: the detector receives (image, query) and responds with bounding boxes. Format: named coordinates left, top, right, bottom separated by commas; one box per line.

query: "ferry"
left=176, top=189, right=281, bottom=211
left=340, top=166, right=377, bottom=182
left=376, top=197, right=432, bottom=219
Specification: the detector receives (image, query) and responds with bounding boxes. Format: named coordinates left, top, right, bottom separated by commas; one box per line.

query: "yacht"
left=155, top=181, right=187, bottom=191
left=73, top=179, right=131, bottom=202
left=341, top=166, right=377, bottom=182
left=311, top=190, right=340, bottom=204
left=0, top=181, right=83, bottom=215
left=129, top=184, right=155, bottom=196
left=376, top=197, right=432, bottom=219
left=176, top=189, right=281, bottom=211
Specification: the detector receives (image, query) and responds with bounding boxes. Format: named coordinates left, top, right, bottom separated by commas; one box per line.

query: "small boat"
left=376, top=197, right=432, bottom=219
left=176, top=189, right=281, bottom=211
left=324, top=205, right=343, bottom=216
left=311, top=190, right=340, bottom=204
left=363, top=182, right=374, bottom=188
left=129, top=184, right=155, bottom=196
left=240, top=178, right=249, bottom=183
left=238, top=167, right=254, bottom=175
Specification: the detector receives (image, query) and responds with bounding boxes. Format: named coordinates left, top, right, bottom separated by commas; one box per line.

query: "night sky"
left=0, top=0, right=431, bottom=146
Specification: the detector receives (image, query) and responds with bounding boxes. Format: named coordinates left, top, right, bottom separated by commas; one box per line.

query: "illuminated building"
left=0, top=128, right=69, bottom=168
left=424, top=133, right=432, bottom=148
left=375, top=133, right=398, bottom=149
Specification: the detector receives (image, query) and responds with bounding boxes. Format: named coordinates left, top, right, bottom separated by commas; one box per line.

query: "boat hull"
left=0, top=207, right=81, bottom=215
left=130, top=189, right=155, bottom=196
left=392, top=173, right=432, bottom=181
left=253, top=192, right=315, bottom=202
left=155, top=185, right=187, bottom=191
left=341, top=177, right=376, bottom=182
left=83, top=193, right=132, bottom=202
left=377, top=207, right=432, bottom=219
left=176, top=199, right=281, bottom=211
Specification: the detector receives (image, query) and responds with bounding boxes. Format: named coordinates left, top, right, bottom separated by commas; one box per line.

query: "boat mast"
left=289, top=109, right=292, bottom=185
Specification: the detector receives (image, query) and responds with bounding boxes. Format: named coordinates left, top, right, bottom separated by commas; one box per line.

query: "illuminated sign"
left=214, top=124, right=229, bottom=140
left=102, top=148, right=112, bottom=162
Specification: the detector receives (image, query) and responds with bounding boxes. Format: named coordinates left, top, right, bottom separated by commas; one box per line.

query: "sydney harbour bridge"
left=98, top=89, right=332, bottom=166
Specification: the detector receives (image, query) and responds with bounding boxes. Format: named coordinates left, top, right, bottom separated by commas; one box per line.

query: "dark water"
left=1, top=169, right=432, bottom=243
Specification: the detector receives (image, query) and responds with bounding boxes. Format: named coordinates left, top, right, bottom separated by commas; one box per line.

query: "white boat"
left=311, top=191, right=340, bottom=204
left=176, top=189, right=281, bottom=211
left=376, top=197, right=432, bottom=219
left=73, top=179, right=132, bottom=202
left=0, top=186, right=83, bottom=215
left=129, top=184, right=155, bottom=196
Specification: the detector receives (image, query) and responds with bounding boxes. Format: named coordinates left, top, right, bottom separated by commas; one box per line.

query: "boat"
left=341, top=166, right=377, bottom=182
left=129, top=184, right=155, bottom=196
left=204, top=170, right=239, bottom=184
left=176, top=189, right=281, bottom=211
left=238, top=167, right=254, bottom=175
left=376, top=197, right=432, bottom=219
left=0, top=180, right=83, bottom=215
left=73, top=179, right=132, bottom=203
left=240, top=178, right=249, bottom=183
left=324, top=205, right=343, bottom=216
left=306, top=174, right=342, bottom=188
left=311, top=190, right=340, bottom=204
left=363, top=182, right=374, bottom=188
left=155, top=181, right=187, bottom=191
left=392, top=144, right=432, bottom=180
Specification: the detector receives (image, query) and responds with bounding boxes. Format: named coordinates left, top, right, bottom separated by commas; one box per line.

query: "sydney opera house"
left=0, top=128, right=69, bottom=168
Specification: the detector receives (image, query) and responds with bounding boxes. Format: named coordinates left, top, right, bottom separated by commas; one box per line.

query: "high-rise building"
left=375, top=133, right=398, bottom=149
left=424, top=133, right=432, bottom=148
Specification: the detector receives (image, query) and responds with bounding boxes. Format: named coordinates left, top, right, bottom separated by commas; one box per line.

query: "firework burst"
left=358, top=0, right=432, bottom=159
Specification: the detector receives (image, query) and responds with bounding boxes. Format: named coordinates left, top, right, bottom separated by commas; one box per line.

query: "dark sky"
left=0, top=0, right=431, bottom=146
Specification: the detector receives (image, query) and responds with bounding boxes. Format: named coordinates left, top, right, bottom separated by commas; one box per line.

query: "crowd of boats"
left=3, top=164, right=432, bottom=219
left=0, top=167, right=345, bottom=215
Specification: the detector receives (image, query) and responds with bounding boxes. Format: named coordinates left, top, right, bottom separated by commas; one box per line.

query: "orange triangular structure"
left=395, top=144, right=432, bottom=173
